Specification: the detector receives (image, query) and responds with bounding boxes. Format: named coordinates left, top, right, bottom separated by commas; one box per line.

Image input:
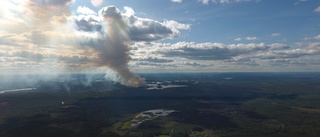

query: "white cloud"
left=125, top=14, right=190, bottom=41
left=315, top=6, right=320, bottom=12
left=140, top=42, right=289, bottom=61
left=76, top=6, right=97, bottom=15
left=303, top=34, right=320, bottom=41
left=134, top=57, right=173, bottom=63
left=124, top=6, right=135, bottom=16
left=295, top=0, right=309, bottom=5
left=107, top=39, right=320, bottom=72
left=74, top=12, right=102, bottom=32
left=163, top=20, right=191, bottom=30
left=234, top=37, right=241, bottom=41
left=183, top=62, right=204, bottom=67
left=129, top=41, right=320, bottom=71
left=303, top=37, right=312, bottom=40
left=206, top=0, right=252, bottom=5
left=171, top=0, right=182, bottom=3
left=0, top=1, right=22, bottom=21
left=271, top=33, right=280, bottom=37
left=314, top=35, right=320, bottom=40
left=246, top=36, right=257, bottom=41
left=198, top=0, right=210, bottom=4
left=74, top=6, right=190, bottom=41
left=91, top=0, right=104, bottom=7
left=162, top=20, right=191, bottom=38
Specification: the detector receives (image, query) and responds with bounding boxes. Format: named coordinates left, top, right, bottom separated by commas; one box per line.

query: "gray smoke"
left=28, top=2, right=147, bottom=87
left=100, top=6, right=147, bottom=87
left=88, top=6, right=147, bottom=87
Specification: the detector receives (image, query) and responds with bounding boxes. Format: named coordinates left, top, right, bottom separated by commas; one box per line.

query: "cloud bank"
left=198, top=0, right=253, bottom=5
left=129, top=41, right=320, bottom=72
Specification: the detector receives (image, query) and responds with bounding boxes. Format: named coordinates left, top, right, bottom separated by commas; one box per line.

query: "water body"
left=147, top=84, right=187, bottom=90
left=131, top=109, right=176, bottom=128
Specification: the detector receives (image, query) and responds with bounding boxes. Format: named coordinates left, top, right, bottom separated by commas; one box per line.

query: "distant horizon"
left=1, top=71, right=320, bottom=75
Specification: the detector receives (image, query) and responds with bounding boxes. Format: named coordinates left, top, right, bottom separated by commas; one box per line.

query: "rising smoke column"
left=26, top=1, right=147, bottom=87
left=27, top=1, right=147, bottom=87
left=95, top=6, right=147, bottom=87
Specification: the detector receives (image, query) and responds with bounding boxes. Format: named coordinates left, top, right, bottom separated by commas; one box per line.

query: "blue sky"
left=0, top=0, right=320, bottom=76
left=71, top=0, right=320, bottom=44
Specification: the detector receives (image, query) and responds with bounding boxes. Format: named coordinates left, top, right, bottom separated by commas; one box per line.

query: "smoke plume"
left=28, top=1, right=147, bottom=87
left=96, top=6, right=147, bottom=87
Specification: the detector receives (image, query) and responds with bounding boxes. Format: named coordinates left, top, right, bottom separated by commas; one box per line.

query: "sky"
left=0, top=0, right=320, bottom=76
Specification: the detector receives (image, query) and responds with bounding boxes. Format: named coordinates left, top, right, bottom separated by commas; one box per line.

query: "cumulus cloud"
left=234, top=37, right=258, bottom=41
left=183, top=62, right=206, bottom=67
left=11, top=51, right=45, bottom=62
left=303, top=34, right=320, bottom=41
left=303, top=37, right=312, bottom=41
left=256, top=46, right=320, bottom=60
left=163, top=20, right=190, bottom=31
left=91, top=0, right=104, bottom=7
left=314, top=35, right=320, bottom=40
left=153, top=42, right=289, bottom=60
left=77, top=6, right=97, bottom=15
left=74, top=7, right=102, bottom=32
left=135, top=57, right=174, bottom=63
left=129, top=40, right=320, bottom=71
left=315, top=6, right=320, bottom=12
left=127, top=13, right=190, bottom=41
left=74, top=6, right=190, bottom=41
left=246, top=36, right=257, bottom=41
left=271, top=33, right=280, bottom=37
left=171, top=0, right=183, bottom=3
left=198, top=0, right=210, bottom=4
left=294, top=0, right=309, bottom=5
left=234, top=37, right=241, bottom=41
left=199, top=0, right=252, bottom=5
left=124, top=6, right=135, bottom=16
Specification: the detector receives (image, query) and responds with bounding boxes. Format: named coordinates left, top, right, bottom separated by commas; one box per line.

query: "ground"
left=0, top=73, right=320, bottom=137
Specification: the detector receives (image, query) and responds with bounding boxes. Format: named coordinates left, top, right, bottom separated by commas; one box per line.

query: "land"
left=0, top=72, right=320, bottom=137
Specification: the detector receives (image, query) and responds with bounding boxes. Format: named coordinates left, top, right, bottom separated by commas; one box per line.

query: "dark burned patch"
left=0, top=113, right=73, bottom=137
left=137, top=120, right=162, bottom=129
left=192, top=127, right=205, bottom=132
left=0, top=112, right=102, bottom=137
left=241, top=110, right=268, bottom=119
left=267, top=93, right=299, bottom=100
left=183, top=110, right=238, bottom=129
